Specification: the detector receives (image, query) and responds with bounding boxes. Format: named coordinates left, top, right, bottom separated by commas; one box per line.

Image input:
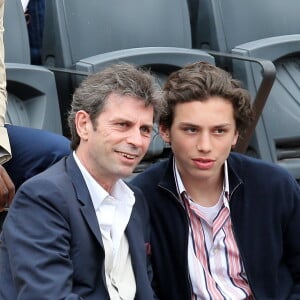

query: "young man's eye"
left=183, top=127, right=197, bottom=133
left=214, top=128, right=226, bottom=134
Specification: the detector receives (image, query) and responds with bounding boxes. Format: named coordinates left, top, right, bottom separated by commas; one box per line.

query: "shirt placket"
left=186, top=199, right=225, bottom=298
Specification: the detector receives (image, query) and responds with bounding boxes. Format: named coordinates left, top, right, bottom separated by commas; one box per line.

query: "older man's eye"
left=141, top=126, right=152, bottom=136
left=117, top=122, right=128, bottom=127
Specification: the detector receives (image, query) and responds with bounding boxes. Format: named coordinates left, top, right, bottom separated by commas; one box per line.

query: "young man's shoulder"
left=229, top=152, right=296, bottom=185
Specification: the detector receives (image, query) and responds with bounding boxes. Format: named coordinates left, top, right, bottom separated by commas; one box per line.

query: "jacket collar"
left=158, top=153, right=244, bottom=199
left=65, top=154, right=104, bottom=247
left=227, top=153, right=244, bottom=197
left=158, top=154, right=179, bottom=197
left=65, top=154, right=142, bottom=252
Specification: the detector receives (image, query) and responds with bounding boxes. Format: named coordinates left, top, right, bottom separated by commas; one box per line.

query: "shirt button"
left=212, top=248, right=218, bottom=255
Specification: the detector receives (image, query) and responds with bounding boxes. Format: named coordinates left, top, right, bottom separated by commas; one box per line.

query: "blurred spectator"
left=0, top=0, right=70, bottom=229
left=24, top=0, right=45, bottom=65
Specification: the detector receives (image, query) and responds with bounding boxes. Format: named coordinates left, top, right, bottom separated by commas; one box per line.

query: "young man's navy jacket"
left=131, top=152, right=300, bottom=300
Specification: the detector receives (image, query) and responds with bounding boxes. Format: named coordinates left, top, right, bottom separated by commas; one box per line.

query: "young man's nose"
left=196, top=133, right=211, bottom=152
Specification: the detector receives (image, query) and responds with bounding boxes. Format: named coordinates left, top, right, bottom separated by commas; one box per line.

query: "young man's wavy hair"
left=160, top=61, right=255, bottom=138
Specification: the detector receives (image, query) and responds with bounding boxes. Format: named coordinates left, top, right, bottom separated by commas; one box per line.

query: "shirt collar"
left=173, top=157, right=230, bottom=207
left=73, top=152, right=135, bottom=211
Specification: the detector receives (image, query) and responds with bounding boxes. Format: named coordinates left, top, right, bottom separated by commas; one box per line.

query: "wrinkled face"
left=75, top=93, right=154, bottom=190
left=160, top=97, right=238, bottom=185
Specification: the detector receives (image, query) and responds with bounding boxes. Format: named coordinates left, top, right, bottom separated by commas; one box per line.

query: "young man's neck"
left=182, top=170, right=224, bottom=207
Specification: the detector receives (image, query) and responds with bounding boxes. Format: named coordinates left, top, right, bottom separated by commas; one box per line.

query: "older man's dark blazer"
left=0, top=154, right=154, bottom=300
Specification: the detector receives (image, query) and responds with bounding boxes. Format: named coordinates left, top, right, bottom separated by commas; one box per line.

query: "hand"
left=0, top=165, right=15, bottom=211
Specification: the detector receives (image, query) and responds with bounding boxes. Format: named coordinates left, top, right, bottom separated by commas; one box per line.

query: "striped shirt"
left=174, top=159, right=253, bottom=299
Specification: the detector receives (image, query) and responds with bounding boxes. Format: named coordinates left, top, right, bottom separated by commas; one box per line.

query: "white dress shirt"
left=73, top=152, right=136, bottom=299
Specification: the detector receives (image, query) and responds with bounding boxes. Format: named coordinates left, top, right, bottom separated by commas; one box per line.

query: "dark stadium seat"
left=192, top=0, right=300, bottom=52
left=42, top=0, right=276, bottom=173
left=192, top=0, right=300, bottom=181
left=42, top=0, right=216, bottom=137
left=232, top=36, right=300, bottom=180
left=3, top=0, right=62, bottom=134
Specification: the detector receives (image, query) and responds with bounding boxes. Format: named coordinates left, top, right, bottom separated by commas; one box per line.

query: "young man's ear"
left=231, top=130, right=239, bottom=149
left=159, top=125, right=171, bottom=143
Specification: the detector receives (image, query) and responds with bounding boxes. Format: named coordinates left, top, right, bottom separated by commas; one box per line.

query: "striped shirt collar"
left=173, top=157, right=230, bottom=208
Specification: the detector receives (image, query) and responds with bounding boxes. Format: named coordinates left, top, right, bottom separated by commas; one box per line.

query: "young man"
left=0, top=63, right=162, bottom=299
left=132, top=61, right=300, bottom=299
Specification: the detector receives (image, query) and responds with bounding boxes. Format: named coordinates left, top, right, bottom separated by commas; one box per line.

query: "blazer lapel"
left=126, top=204, right=154, bottom=300
left=65, top=155, right=104, bottom=248
left=80, top=204, right=104, bottom=248
left=125, top=205, right=146, bottom=274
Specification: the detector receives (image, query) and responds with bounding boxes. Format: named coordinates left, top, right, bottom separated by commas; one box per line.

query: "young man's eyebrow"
left=178, top=122, right=232, bottom=127
left=179, top=122, right=198, bottom=126
left=214, top=123, right=232, bottom=128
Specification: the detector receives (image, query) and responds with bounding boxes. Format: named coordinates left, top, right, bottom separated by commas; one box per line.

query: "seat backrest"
left=42, top=0, right=219, bottom=167
left=43, top=0, right=192, bottom=68
left=42, top=0, right=195, bottom=136
left=190, top=0, right=300, bottom=180
left=3, top=0, right=31, bottom=63
left=193, top=0, right=300, bottom=52
left=232, top=36, right=300, bottom=181
left=5, top=63, right=62, bottom=133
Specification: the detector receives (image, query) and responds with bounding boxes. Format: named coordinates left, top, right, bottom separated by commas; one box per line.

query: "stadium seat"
left=192, top=0, right=300, bottom=181
left=232, top=36, right=300, bottom=181
left=42, top=0, right=216, bottom=136
left=3, top=0, right=62, bottom=134
left=192, top=0, right=300, bottom=52
left=42, top=0, right=276, bottom=174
